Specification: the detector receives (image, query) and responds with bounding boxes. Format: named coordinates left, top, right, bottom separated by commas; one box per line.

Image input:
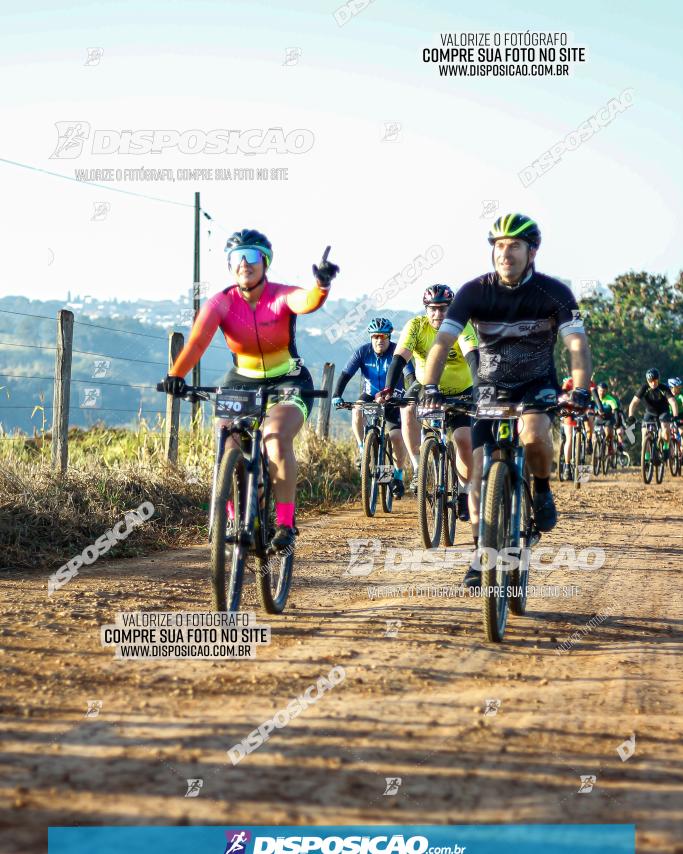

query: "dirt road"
left=2, top=472, right=682, bottom=853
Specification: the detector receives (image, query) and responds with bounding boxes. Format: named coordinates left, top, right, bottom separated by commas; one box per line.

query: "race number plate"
left=215, top=389, right=262, bottom=418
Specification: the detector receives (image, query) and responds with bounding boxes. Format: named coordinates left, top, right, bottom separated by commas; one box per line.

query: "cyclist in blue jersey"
left=333, top=318, right=413, bottom=498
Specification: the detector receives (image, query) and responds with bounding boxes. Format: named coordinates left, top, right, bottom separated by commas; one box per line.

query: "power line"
left=0, top=156, right=195, bottom=208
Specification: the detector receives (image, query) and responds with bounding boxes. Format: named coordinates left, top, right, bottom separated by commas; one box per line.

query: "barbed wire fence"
left=0, top=305, right=339, bottom=471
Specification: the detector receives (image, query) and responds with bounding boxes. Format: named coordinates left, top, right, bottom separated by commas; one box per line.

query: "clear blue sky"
left=1, top=0, right=681, bottom=307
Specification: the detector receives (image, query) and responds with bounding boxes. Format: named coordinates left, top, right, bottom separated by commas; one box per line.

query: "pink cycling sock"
left=275, top=502, right=295, bottom=527
left=226, top=500, right=235, bottom=520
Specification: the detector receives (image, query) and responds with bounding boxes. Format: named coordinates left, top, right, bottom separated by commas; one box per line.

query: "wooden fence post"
left=51, top=310, right=74, bottom=474
left=165, top=331, right=184, bottom=464
left=316, top=362, right=335, bottom=439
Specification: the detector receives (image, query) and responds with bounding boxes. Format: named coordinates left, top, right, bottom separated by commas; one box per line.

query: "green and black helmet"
left=488, top=213, right=541, bottom=249
left=224, top=228, right=273, bottom=268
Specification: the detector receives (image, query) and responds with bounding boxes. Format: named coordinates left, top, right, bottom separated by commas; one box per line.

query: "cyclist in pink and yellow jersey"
left=161, top=229, right=339, bottom=551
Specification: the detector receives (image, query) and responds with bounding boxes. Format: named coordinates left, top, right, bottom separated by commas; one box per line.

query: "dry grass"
left=0, top=422, right=359, bottom=571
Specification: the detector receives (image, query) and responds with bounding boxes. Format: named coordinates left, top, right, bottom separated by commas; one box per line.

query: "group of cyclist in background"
left=161, top=211, right=676, bottom=594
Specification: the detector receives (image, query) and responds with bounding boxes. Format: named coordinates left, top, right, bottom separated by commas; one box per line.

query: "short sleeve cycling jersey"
left=397, top=315, right=478, bottom=393
left=636, top=383, right=673, bottom=415
left=671, top=393, right=683, bottom=414
left=170, top=280, right=329, bottom=380
left=440, top=270, right=584, bottom=391
left=599, top=393, right=620, bottom=413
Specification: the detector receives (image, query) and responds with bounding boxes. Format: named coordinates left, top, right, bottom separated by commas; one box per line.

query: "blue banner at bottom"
left=48, top=825, right=634, bottom=854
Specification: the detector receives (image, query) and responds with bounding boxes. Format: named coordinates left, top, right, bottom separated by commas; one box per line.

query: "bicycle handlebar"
left=156, top=383, right=328, bottom=400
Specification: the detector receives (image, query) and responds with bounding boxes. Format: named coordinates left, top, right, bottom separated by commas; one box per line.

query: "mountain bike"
left=570, top=410, right=590, bottom=489
left=157, top=382, right=327, bottom=613
left=414, top=396, right=468, bottom=549
left=338, top=398, right=403, bottom=517
left=641, top=418, right=665, bottom=485
left=475, top=399, right=576, bottom=642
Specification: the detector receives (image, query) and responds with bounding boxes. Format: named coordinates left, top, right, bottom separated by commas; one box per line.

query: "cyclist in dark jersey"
left=628, top=368, right=679, bottom=459
left=332, top=317, right=413, bottom=498
left=420, top=213, right=593, bottom=587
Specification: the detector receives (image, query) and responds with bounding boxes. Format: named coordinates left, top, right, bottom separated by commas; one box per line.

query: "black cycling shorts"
left=405, top=381, right=472, bottom=431
left=217, top=365, right=315, bottom=420
left=358, top=392, right=401, bottom=431
left=643, top=410, right=672, bottom=424
left=472, top=378, right=558, bottom=451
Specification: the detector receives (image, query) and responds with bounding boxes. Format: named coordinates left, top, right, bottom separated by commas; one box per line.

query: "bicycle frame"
left=480, top=417, right=526, bottom=547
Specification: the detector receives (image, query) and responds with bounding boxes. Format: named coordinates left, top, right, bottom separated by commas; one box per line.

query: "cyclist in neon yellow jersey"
left=377, top=284, right=478, bottom=521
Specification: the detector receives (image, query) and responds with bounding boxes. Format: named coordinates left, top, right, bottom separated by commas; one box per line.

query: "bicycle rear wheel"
left=361, top=429, right=380, bottom=517
left=557, top=432, right=566, bottom=481
left=442, top=441, right=458, bottom=546
left=481, top=460, right=511, bottom=642
left=417, top=437, right=442, bottom=549
left=509, top=478, right=533, bottom=616
left=256, top=461, right=294, bottom=614
left=641, top=434, right=654, bottom=484
left=669, top=441, right=680, bottom=476
left=573, top=429, right=584, bottom=489
left=593, top=435, right=603, bottom=476
left=656, top=438, right=666, bottom=484
left=210, top=448, right=248, bottom=612
left=380, top=432, right=394, bottom=514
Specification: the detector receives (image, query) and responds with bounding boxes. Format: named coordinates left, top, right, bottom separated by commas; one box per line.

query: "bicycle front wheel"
left=256, top=462, right=294, bottom=614
left=417, top=437, right=442, bottom=549
left=481, top=460, right=511, bottom=642
left=641, top=434, right=654, bottom=484
left=557, top=432, right=566, bottom=481
left=210, top=448, right=248, bottom=612
left=361, top=429, right=380, bottom=517
left=593, top=435, right=603, bottom=476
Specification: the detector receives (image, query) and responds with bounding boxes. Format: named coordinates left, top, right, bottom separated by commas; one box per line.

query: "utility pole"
left=192, top=191, right=201, bottom=427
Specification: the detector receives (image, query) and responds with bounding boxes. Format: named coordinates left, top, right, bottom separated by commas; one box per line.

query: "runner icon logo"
left=577, top=775, right=597, bottom=793
left=384, top=619, right=402, bottom=638
left=184, top=778, right=203, bottom=798
left=343, top=538, right=382, bottom=576
left=84, top=700, right=102, bottom=718
left=383, top=777, right=402, bottom=796
left=483, top=698, right=501, bottom=716
left=224, top=831, right=252, bottom=854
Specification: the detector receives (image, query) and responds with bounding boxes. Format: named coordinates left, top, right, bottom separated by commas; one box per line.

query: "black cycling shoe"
left=533, top=490, right=557, bottom=532
left=269, top=524, right=298, bottom=553
left=390, top=477, right=405, bottom=499
left=463, top=565, right=482, bottom=589
left=457, top=492, right=470, bottom=521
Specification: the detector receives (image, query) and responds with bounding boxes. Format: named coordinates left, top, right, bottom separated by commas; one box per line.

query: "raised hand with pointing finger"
left=313, top=245, right=339, bottom=288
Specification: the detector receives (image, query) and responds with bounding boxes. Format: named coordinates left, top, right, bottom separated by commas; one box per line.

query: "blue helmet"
left=367, top=317, right=393, bottom=335
left=668, top=377, right=682, bottom=388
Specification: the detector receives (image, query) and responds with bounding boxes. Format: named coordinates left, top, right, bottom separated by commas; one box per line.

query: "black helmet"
left=224, top=229, right=273, bottom=267
left=646, top=368, right=659, bottom=381
left=488, top=213, right=541, bottom=249
left=597, top=381, right=608, bottom=390
left=423, top=284, right=454, bottom=305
